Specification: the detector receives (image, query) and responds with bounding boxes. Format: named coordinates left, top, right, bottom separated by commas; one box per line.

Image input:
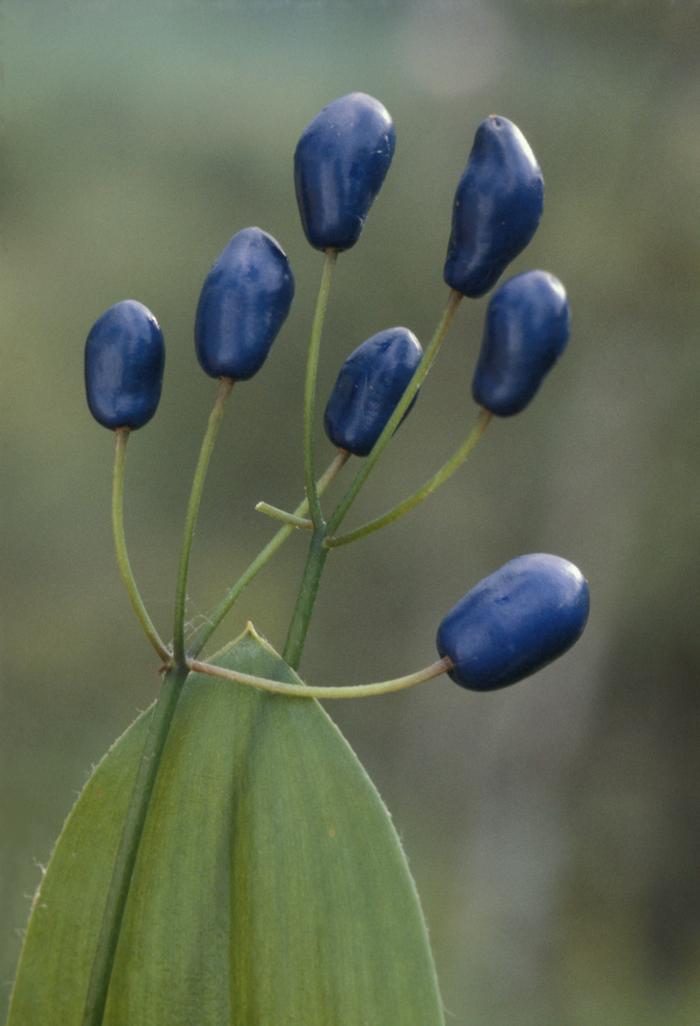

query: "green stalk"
left=111, top=429, right=170, bottom=663
left=255, top=502, right=313, bottom=530
left=188, top=655, right=451, bottom=699
left=282, top=529, right=329, bottom=671
left=172, top=378, right=233, bottom=667
left=303, top=248, right=337, bottom=527
left=326, top=289, right=462, bottom=536
left=81, top=665, right=188, bottom=1026
left=326, top=409, right=492, bottom=548
left=187, top=450, right=349, bottom=659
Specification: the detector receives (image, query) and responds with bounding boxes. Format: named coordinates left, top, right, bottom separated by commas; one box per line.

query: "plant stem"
left=326, top=289, right=462, bottom=536
left=255, top=502, right=313, bottom=530
left=172, top=378, right=233, bottom=667
left=111, top=429, right=170, bottom=663
left=303, top=248, right=337, bottom=527
left=282, top=528, right=329, bottom=671
left=188, top=656, right=450, bottom=700
left=187, top=450, right=349, bottom=659
left=326, top=409, right=492, bottom=548
left=81, top=665, right=189, bottom=1026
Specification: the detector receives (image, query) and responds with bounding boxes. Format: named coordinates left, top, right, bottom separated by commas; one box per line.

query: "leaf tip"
left=243, top=619, right=257, bottom=636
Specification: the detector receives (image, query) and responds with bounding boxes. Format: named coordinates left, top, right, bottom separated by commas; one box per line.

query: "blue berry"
left=436, top=554, right=589, bottom=691
left=444, top=116, right=544, bottom=298
left=195, top=227, right=294, bottom=381
left=294, top=93, right=396, bottom=251
left=473, top=270, right=570, bottom=416
left=324, top=327, right=423, bottom=456
left=85, top=300, right=165, bottom=430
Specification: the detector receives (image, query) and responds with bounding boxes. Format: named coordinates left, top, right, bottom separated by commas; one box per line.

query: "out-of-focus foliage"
left=2, top=3, right=699, bottom=1024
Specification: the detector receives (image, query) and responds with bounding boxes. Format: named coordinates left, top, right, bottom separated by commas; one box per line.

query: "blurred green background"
left=2, top=2, right=700, bottom=1023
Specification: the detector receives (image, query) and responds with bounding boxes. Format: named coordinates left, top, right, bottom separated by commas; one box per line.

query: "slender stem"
left=255, top=502, right=313, bottom=530
left=188, top=450, right=349, bottom=659
left=111, top=429, right=170, bottom=662
left=282, top=529, right=329, bottom=670
left=303, top=248, right=338, bottom=527
left=188, top=656, right=450, bottom=700
left=327, top=289, right=462, bottom=536
left=327, top=409, right=492, bottom=548
left=173, top=378, right=234, bottom=667
left=81, top=665, right=189, bottom=1026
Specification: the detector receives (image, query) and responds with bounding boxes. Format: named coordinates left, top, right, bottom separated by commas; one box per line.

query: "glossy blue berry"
left=324, top=327, right=423, bottom=456
left=85, top=300, right=165, bottom=430
left=294, top=92, right=396, bottom=251
left=473, top=270, right=570, bottom=416
left=195, top=227, right=294, bottom=381
left=444, top=116, right=544, bottom=298
left=436, top=554, right=589, bottom=691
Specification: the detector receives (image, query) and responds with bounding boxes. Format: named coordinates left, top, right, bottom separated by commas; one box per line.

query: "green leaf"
left=8, top=625, right=445, bottom=1025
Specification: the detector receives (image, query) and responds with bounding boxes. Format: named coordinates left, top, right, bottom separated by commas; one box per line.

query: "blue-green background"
left=2, top=3, right=700, bottom=1023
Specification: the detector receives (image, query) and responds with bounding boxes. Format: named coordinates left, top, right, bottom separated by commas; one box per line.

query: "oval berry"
left=85, top=300, right=165, bottom=430
left=443, top=116, right=544, bottom=298
left=195, top=227, right=295, bottom=381
left=324, top=327, right=423, bottom=457
left=436, top=554, right=589, bottom=691
left=294, top=92, right=396, bottom=251
left=473, top=270, right=570, bottom=416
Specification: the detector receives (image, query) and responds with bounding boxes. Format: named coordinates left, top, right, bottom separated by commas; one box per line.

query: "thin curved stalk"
left=303, top=248, right=338, bottom=527
left=188, top=656, right=451, bottom=700
left=172, top=378, right=233, bottom=667
left=327, top=409, right=492, bottom=548
left=111, top=429, right=170, bottom=662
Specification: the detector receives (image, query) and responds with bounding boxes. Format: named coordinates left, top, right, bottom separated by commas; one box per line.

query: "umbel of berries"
left=294, top=92, right=396, bottom=251
left=84, top=299, right=165, bottom=430
left=9, top=95, right=593, bottom=1026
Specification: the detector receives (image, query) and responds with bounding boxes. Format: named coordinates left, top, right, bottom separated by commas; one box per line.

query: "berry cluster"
left=84, top=91, right=588, bottom=697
